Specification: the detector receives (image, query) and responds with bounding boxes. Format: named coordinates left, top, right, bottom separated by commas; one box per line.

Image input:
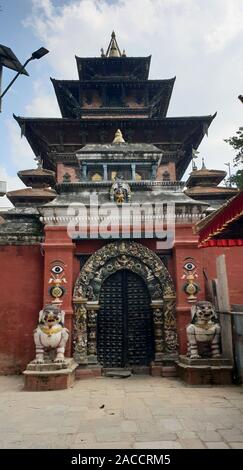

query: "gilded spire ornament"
left=105, top=31, right=122, bottom=57
left=112, top=129, right=125, bottom=143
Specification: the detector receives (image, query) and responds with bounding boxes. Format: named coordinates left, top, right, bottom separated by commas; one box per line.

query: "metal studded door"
left=98, top=269, right=154, bottom=367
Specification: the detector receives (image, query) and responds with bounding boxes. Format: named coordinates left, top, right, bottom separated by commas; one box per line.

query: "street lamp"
left=0, top=45, right=49, bottom=111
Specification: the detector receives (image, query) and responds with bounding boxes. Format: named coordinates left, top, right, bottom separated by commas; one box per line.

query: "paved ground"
left=0, top=375, right=243, bottom=449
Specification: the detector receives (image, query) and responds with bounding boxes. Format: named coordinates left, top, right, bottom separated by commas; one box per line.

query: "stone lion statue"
left=186, top=301, right=221, bottom=359
left=33, top=303, right=69, bottom=364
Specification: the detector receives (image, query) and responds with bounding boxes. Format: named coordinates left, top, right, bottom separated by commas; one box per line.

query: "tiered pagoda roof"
left=14, top=32, right=216, bottom=180
left=185, top=159, right=238, bottom=207
left=6, top=166, right=56, bottom=207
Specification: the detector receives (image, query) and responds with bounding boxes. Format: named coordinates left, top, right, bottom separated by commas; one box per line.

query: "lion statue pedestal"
left=23, top=303, right=78, bottom=391
left=176, top=301, right=233, bottom=385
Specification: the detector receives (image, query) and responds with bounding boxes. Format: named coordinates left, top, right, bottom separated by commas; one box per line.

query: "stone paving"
left=0, top=375, right=243, bottom=449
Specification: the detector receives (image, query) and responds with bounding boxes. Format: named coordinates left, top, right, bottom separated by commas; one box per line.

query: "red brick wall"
left=82, top=91, right=102, bottom=109
left=3, top=231, right=240, bottom=373
left=57, top=163, right=79, bottom=184
left=0, top=245, right=43, bottom=374
left=157, top=162, right=176, bottom=181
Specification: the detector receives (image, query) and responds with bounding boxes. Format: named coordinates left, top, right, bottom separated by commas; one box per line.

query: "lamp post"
left=0, top=46, right=49, bottom=111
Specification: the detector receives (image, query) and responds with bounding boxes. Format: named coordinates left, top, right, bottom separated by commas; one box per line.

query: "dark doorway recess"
left=98, top=269, right=154, bottom=367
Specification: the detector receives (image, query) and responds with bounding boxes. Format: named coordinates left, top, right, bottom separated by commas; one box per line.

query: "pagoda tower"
left=185, top=158, right=238, bottom=208
left=14, top=32, right=215, bottom=182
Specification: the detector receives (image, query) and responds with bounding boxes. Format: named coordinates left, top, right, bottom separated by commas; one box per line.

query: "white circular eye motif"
left=184, top=262, right=195, bottom=271
left=51, top=265, right=64, bottom=274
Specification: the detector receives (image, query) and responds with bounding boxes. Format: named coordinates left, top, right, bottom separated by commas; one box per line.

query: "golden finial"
left=106, top=31, right=122, bottom=57
left=113, top=129, right=125, bottom=143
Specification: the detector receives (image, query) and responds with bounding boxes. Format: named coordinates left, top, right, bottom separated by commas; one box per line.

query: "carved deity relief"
left=73, top=301, right=88, bottom=363
left=110, top=176, right=131, bottom=204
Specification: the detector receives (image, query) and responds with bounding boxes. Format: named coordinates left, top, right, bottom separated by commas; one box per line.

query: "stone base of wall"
left=176, top=355, right=233, bottom=385
left=161, top=366, right=177, bottom=377
left=23, top=358, right=78, bottom=391
left=75, top=366, right=102, bottom=379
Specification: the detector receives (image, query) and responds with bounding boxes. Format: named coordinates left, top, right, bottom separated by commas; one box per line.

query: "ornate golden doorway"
left=73, top=241, right=177, bottom=367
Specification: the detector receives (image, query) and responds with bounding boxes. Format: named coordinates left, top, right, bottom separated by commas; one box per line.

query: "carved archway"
left=73, top=241, right=177, bottom=366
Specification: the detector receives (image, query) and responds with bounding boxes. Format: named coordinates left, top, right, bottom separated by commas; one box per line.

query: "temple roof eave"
left=14, top=114, right=215, bottom=125
left=75, top=55, right=152, bottom=80
left=40, top=190, right=208, bottom=209
left=13, top=113, right=216, bottom=178
left=51, top=77, right=176, bottom=118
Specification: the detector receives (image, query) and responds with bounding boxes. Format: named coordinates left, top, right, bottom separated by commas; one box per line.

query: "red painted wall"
left=2, top=225, right=241, bottom=374
left=200, top=246, right=243, bottom=305
left=0, top=245, right=43, bottom=374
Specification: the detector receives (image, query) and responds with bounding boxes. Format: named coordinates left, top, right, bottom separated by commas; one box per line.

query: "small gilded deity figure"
left=186, top=301, right=221, bottom=359
left=33, top=302, right=69, bottom=364
left=110, top=174, right=131, bottom=205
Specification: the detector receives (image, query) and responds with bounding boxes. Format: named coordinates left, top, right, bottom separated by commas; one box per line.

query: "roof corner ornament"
left=113, top=128, right=125, bottom=143
left=201, top=157, right=206, bottom=170
left=192, top=147, right=199, bottom=171
left=34, top=155, right=43, bottom=169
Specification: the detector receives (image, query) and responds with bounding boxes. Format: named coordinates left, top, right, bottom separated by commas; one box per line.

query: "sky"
left=0, top=0, right=243, bottom=207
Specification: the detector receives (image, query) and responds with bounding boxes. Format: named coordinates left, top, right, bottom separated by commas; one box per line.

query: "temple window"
left=63, top=172, right=71, bottom=182
left=109, top=167, right=131, bottom=180
left=107, top=88, right=122, bottom=107
left=85, top=92, right=92, bottom=105
left=162, top=171, right=171, bottom=181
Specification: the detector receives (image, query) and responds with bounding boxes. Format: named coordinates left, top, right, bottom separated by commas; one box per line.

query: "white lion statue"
left=186, top=301, right=221, bottom=359
left=33, top=303, right=69, bottom=364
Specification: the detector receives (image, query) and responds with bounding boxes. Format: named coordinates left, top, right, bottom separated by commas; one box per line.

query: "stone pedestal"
left=176, top=355, right=233, bottom=385
left=23, top=358, right=78, bottom=391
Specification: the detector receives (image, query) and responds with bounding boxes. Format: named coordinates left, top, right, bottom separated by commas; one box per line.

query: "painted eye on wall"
left=184, top=262, right=195, bottom=271
left=51, top=265, right=64, bottom=274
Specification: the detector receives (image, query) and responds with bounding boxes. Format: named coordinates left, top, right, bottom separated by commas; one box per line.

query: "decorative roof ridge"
left=189, top=168, right=227, bottom=176
left=57, top=180, right=185, bottom=190
left=186, top=185, right=238, bottom=192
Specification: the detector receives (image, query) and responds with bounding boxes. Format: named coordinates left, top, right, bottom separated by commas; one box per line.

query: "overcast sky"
left=1, top=0, right=243, bottom=207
